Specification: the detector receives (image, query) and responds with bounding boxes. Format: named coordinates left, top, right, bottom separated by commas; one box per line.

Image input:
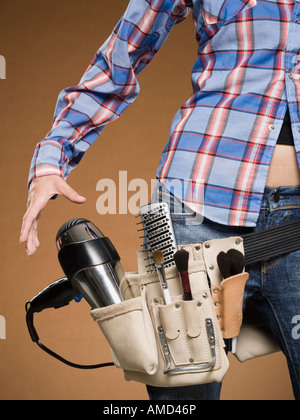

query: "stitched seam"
left=263, top=257, right=282, bottom=272
left=272, top=205, right=300, bottom=211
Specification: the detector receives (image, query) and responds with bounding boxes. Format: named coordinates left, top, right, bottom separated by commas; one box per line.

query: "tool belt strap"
left=243, top=219, right=300, bottom=266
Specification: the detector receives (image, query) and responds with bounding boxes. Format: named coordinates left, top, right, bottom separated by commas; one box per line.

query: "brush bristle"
left=174, top=249, right=189, bottom=272
left=217, top=251, right=231, bottom=279
left=152, top=250, right=164, bottom=265
left=227, top=249, right=245, bottom=275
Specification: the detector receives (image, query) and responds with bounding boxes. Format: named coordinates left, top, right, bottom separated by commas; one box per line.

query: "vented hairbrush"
left=138, top=202, right=178, bottom=271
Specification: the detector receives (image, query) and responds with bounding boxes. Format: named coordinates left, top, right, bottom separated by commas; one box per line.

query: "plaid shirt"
left=29, top=0, right=300, bottom=227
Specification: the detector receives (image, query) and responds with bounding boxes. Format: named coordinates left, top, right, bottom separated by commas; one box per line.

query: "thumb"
left=58, top=182, right=87, bottom=204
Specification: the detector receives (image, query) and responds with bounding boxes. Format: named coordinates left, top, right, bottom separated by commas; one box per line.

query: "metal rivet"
left=235, top=239, right=241, bottom=245
left=197, top=302, right=202, bottom=307
left=214, top=288, right=219, bottom=294
left=189, top=358, right=194, bottom=363
left=209, top=336, right=215, bottom=343
left=205, top=243, right=210, bottom=249
left=206, top=320, right=212, bottom=326
left=209, top=264, right=214, bottom=270
left=215, top=302, right=220, bottom=307
left=175, top=303, right=180, bottom=308
left=203, top=293, right=208, bottom=299
left=297, top=16, right=300, bottom=24
left=195, top=245, right=201, bottom=250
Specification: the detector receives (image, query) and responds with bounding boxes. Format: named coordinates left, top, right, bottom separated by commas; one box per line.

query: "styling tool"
left=56, top=218, right=123, bottom=309
left=138, top=202, right=177, bottom=271
left=152, top=250, right=172, bottom=305
left=226, top=249, right=245, bottom=275
left=25, top=218, right=126, bottom=369
left=174, top=249, right=193, bottom=301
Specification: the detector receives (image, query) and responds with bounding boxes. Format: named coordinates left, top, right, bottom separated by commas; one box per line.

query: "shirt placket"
left=286, top=2, right=300, bottom=149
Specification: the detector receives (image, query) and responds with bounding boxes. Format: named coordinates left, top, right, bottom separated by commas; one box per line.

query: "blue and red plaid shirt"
left=29, top=0, right=300, bottom=227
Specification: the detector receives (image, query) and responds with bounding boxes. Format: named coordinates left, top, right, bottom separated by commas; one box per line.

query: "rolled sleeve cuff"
left=28, top=140, right=69, bottom=188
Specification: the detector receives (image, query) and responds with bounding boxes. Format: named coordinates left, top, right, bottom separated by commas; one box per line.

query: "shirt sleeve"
left=28, top=0, right=192, bottom=186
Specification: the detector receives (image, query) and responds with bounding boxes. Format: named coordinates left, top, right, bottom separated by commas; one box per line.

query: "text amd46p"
left=103, top=404, right=197, bottom=417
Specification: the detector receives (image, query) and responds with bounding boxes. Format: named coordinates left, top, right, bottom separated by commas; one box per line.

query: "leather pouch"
left=151, top=298, right=222, bottom=374
left=211, top=273, right=249, bottom=339
left=90, top=288, right=158, bottom=375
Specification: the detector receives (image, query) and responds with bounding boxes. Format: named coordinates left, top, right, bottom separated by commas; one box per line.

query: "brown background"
left=0, top=0, right=294, bottom=400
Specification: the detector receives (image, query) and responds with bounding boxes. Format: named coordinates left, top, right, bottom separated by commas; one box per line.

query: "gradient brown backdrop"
left=0, top=0, right=294, bottom=400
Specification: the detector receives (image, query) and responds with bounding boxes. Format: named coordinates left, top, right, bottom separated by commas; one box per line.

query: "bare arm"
left=20, top=175, right=86, bottom=256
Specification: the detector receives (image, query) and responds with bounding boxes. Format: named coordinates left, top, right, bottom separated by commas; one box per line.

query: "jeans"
left=146, top=183, right=300, bottom=400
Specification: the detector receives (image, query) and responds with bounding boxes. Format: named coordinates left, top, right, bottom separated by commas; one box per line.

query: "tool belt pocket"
left=90, top=292, right=158, bottom=375
left=212, top=273, right=249, bottom=339
left=107, top=252, right=230, bottom=387
left=151, top=298, right=219, bottom=375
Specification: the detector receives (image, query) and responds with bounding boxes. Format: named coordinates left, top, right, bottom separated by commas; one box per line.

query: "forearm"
left=28, top=0, right=192, bottom=186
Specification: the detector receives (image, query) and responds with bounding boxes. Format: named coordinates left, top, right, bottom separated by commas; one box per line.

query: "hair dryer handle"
left=25, top=277, right=80, bottom=342
left=27, top=277, right=78, bottom=313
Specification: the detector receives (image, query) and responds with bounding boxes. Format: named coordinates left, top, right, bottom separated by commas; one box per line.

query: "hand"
left=20, top=175, right=86, bottom=256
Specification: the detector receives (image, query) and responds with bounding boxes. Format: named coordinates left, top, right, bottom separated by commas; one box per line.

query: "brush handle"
left=156, top=267, right=172, bottom=305
left=231, top=337, right=237, bottom=354
left=162, top=288, right=172, bottom=305
left=180, top=271, right=193, bottom=301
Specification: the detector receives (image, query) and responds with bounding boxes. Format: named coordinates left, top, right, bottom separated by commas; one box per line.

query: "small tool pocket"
left=91, top=292, right=158, bottom=375
left=151, top=296, right=222, bottom=375
left=212, top=272, right=249, bottom=339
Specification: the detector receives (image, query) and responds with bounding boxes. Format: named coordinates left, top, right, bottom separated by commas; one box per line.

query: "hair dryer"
left=25, top=218, right=124, bottom=369
left=56, top=218, right=123, bottom=309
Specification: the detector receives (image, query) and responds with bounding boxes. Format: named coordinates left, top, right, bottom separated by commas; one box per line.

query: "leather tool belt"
left=90, top=220, right=300, bottom=387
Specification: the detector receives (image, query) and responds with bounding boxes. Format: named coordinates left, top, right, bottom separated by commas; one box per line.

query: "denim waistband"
left=153, top=181, right=300, bottom=215
left=262, top=185, right=300, bottom=211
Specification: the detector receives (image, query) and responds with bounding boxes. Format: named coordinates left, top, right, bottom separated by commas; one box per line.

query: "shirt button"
left=269, top=124, right=275, bottom=131
left=297, top=16, right=300, bottom=24
left=288, top=71, right=294, bottom=79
